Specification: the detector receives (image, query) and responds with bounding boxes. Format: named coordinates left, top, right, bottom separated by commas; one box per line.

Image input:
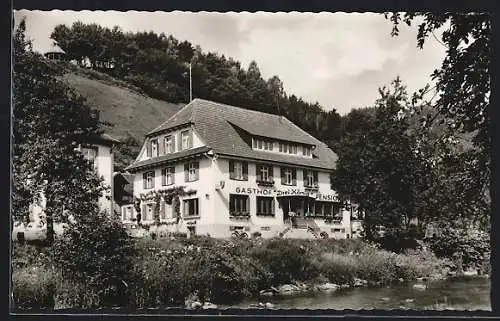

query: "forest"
left=50, top=22, right=344, bottom=148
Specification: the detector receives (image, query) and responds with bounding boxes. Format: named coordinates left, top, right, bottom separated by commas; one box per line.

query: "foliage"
left=49, top=21, right=343, bottom=144
left=424, top=224, right=490, bottom=270
left=385, top=12, right=491, bottom=230
left=12, top=238, right=452, bottom=309
left=248, top=238, right=320, bottom=285
left=12, top=265, right=57, bottom=310
left=50, top=210, right=135, bottom=307
left=13, top=18, right=106, bottom=243
left=333, top=78, right=433, bottom=244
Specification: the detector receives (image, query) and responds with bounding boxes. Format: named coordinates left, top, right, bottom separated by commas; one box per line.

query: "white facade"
left=124, top=128, right=353, bottom=239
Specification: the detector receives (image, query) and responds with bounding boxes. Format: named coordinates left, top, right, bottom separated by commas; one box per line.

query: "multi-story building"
left=123, top=99, right=353, bottom=239
left=13, top=133, right=119, bottom=241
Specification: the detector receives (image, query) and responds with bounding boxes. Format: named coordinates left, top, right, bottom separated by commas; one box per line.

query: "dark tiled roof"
left=125, top=146, right=210, bottom=172
left=129, top=99, right=337, bottom=171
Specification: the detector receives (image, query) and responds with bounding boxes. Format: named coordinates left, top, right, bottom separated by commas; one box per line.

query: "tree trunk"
left=46, top=211, right=54, bottom=244
left=45, top=196, right=55, bottom=245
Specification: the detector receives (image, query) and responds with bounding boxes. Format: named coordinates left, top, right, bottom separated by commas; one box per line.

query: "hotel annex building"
left=123, top=99, right=358, bottom=239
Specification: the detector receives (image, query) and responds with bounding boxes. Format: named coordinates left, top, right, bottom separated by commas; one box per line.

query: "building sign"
left=234, top=187, right=338, bottom=202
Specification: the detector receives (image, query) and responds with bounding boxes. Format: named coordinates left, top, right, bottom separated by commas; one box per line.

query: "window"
left=185, top=161, right=199, bottom=182
left=149, top=139, right=158, bottom=157
left=289, top=145, right=297, bottom=154
left=253, top=138, right=273, bottom=151
left=181, top=130, right=193, bottom=150
left=281, top=167, right=296, bottom=186
left=304, top=169, right=318, bottom=188
left=81, top=147, right=97, bottom=168
left=161, top=167, right=175, bottom=185
left=164, top=135, right=174, bottom=154
left=183, top=198, right=199, bottom=217
left=257, top=164, right=273, bottom=183
left=144, top=203, right=154, bottom=221
left=229, top=160, right=248, bottom=180
left=229, top=194, right=249, bottom=215
left=314, top=201, right=334, bottom=217
left=143, top=171, right=155, bottom=189
left=302, top=146, right=312, bottom=157
left=256, top=197, right=275, bottom=216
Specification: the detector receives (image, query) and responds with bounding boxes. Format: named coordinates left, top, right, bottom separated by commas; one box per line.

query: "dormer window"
left=181, top=130, right=193, bottom=150
left=303, top=146, right=312, bottom=157
left=164, top=135, right=175, bottom=154
left=253, top=138, right=273, bottom=151
left=147, top=139, right=158, bottom=158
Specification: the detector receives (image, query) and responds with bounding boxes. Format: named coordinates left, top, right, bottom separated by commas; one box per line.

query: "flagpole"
left=189, top=62, right=192, bottom=102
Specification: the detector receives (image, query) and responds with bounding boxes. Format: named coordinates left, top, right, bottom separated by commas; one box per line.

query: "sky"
left=13, top=10, right=447, bottom=115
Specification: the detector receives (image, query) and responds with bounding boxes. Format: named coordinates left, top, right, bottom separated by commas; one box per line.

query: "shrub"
left=51, top=211, right=135, bottom=307
left=250, top=238, right=319, bottom=285
left=425, top=226, right=490, bottom=270
left=318, top=252, right=357, bottom=285
left=12, top=266, right=56, bottom=310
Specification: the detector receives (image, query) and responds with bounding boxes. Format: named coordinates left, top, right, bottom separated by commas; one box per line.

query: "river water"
left=229, top=276, right=491, bottom=311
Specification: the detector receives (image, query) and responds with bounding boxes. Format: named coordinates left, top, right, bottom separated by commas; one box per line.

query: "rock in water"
left=279, top=284, right=299, bottom=294
left=191, top=301, right=202, bottom=309
left=202, top=302, right=218, bottom=309
left=413, top=284, right=427, bottom=290
left=404, top=298, right=415, bottom=303
left=317, top=283, right=340, bottom=292
left=380, top=297, right=390, bottom=302
left=265, top=302, right=275, bottom=309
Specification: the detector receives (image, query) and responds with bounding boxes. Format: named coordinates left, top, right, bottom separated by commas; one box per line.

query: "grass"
left=61, top=71, right=184, bottom=143
left=11, top=237, right=455, bottom=310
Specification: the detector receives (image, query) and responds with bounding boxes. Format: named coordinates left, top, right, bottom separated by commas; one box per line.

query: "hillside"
left=60, top=68, right=184, bottom=170
left=62, top=73, right=184, bottom=142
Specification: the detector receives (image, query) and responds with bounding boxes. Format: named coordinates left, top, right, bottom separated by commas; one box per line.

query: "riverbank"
left=11, top=237, right=486, bottom=310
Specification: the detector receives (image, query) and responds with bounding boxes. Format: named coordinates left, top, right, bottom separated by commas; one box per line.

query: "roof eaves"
left=125, top=146, right=211, bottom=173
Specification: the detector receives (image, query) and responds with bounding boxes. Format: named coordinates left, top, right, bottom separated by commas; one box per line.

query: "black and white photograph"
left=10, top=9, right=491, bottom=313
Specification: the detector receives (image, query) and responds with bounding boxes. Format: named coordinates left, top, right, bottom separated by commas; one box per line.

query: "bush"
left=51, top=211, right=135, bottom=307
left=12, top=266, right=56, bottom=310
left=249, top=238, right=320, bottom=285
left=425, top=226, right=490, bottom=270
left=317, top=252, right=357, bottom=285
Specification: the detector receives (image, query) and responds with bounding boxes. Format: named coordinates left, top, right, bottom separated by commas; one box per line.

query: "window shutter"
left=281, top=167, right=285, bottom=184
left=146, top=139, right=152, bottom=157
left=161, top=168, right=166, bottom=185
left=243, top=162, right=248, bottom=180
left=171, top=135, right=176, bottom=153
left=171, top=167, right=176, bottom=184
left=269, top=166, right=274, bottom=181
left=188, top=130, right=193, bottom=148
left=314, top=172, right=318, bottom=187
left=178, top=133, right=183, bottom=151
left=143, top=172, right=147, bottom=189
left=195, top=161, right=199, bottom=180
left=141, top=204, right=146, bottom=216
left=229, top=161, right=235, bottom=179
left=256, top=164, right=262, bottom=182
left=184, top=163, right=189, bottom=182
left=158, top=137, right=165, bottom=155
left=246, top=196, right=250, bottom=213
left=272, top=198, right=275, bottom=214
left=292, top=169, right=297, bottom=185
left=151, top=171, right=155, bottom=188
